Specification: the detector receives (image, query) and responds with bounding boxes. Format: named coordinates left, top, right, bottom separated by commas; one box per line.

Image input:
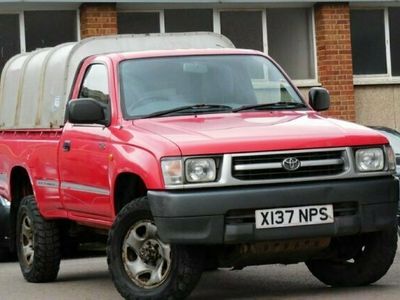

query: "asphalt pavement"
left=0, top=247, right=399, bottom=300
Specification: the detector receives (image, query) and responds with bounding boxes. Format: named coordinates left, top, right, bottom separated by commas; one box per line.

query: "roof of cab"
left=0, top=32, right=234, bottom=130
left=107, top=48, right=262, bottom=63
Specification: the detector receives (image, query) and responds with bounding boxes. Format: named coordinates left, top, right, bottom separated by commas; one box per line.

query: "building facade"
left=0, top=1, right=399, bottom=128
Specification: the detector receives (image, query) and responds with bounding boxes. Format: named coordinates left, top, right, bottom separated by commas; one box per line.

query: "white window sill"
left=292, top=80, right=321, bottom=88
left=353, top=76, right=400, bottom=86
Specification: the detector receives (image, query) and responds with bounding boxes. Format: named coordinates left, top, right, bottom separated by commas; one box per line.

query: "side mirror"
left=309, top=87, right=330, bottom=111
left=67, top=98, right=109, bottom=126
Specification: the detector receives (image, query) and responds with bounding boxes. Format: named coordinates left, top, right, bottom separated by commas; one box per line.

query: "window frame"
left=78, top=63, right=111, bottom=105
left=263, top=7, right=318, bottom=87
left=352, top=7, right=400, bottom=85
left=213, top=8, right=268, bottom=53
left=24, top=10, right=79, bottom=52
left=77, top=62, right=112, bottom=126
left=117, top=6, right=319, bottom=86
left=0, top=8, right=80, bottom=56
left=164, top=8, right=214, bottom=33
left=0, top=12, right=22, bottom=72
left=117, top=9, right=164, bottom=33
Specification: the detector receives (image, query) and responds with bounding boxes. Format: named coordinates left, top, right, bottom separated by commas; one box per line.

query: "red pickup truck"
left=0, top=33, right=398, bottom=299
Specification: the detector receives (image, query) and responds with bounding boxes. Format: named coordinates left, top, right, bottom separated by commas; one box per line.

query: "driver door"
left=59, top=63, right=113, bottom=218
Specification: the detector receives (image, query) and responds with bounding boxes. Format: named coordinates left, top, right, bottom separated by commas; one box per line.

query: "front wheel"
left=306, top=226, right=398, bottom=287
left=107, top=197, right=203, bottom=300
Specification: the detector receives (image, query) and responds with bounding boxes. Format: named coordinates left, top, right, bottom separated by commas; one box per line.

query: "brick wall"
left=314, top=3, right=355, bottom=121
left=80, top=3, right=117, bottom=39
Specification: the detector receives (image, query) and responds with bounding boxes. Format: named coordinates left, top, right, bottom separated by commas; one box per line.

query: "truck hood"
left=133, top=111, right=388, bottom=156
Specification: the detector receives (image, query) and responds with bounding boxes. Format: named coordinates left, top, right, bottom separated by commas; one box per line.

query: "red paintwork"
left=0, top=49, right=389, bottom=228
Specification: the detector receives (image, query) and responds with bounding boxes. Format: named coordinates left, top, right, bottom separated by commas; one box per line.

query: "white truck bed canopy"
left=0, top=32, right=234, bottom=129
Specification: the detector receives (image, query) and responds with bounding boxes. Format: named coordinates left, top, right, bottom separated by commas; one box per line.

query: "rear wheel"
left=306, top=227, right=397, bottom=287
left=16, top=195, right=61, bottom=282
left=107, top=197, right=203, bottom=299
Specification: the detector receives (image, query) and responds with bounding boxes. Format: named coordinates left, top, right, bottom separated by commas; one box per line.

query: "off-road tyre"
left=306, top=226, right=398, bottom=287
left=16, top=195, right=61, bottom=282
left=107, top=196, right=204, bottom=300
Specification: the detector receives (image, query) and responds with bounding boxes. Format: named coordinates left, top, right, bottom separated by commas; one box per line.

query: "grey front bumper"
left=148, top=177, right=398, bottom=244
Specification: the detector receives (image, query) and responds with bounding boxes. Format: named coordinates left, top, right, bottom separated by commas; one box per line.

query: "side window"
left=79, top=64, right=110, bottom=105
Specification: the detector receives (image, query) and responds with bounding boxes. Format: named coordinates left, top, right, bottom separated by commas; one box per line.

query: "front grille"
left=232, top=150, right=346, bottom=181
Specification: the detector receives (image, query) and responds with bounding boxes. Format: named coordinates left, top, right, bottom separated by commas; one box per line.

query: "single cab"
left=0, top=33, right=398, bottom=299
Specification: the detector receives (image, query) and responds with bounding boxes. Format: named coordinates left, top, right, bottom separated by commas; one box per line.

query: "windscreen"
left=119, top=55, right=303, bottom=118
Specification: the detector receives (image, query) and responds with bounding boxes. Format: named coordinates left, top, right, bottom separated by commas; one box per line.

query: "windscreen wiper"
left=232, top=101, right=307, bottom=113
left=143, top=104, right=233, bottom=118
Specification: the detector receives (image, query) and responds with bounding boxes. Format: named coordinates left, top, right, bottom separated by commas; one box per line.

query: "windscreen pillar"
left=80, top=3, right=117, bottom=39
left=314, top=3, right=355, bottom=121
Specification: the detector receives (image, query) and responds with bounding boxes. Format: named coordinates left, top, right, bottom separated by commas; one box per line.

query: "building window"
left=351, top=8, right=400, bottom=80
left=267, top=8, right=315, bottom=80
left=350, top=10, right=386, bottom=75
left=118, top=12, right=160, bottom=34
left=219, top=11, right=264, bottom=52
left=0, top=14, right=20, bottom=73
left=24, top=11, right=77, bottom=51
left=165, top=9, right=213, bottom=32
left=389, top=8, right=400, bottom=76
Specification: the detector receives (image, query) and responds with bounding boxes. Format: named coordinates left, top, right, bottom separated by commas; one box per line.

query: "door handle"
left=63, top=140, right=71, bottom=152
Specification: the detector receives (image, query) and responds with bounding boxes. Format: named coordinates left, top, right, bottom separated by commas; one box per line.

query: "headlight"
left=355, top=148, right=384, bottom=172
left=185, top=158, right=216, bottom=183
left=161, top=158, right=183, bottom=185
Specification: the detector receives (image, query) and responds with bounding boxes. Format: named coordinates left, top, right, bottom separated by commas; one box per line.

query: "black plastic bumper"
left=0, top=197, right=11, bottom=248
left=148, top=177, right=398, bottom=244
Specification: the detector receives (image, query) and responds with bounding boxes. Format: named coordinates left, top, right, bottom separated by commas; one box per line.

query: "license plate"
left=255, top=204, right=334, bottom=229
